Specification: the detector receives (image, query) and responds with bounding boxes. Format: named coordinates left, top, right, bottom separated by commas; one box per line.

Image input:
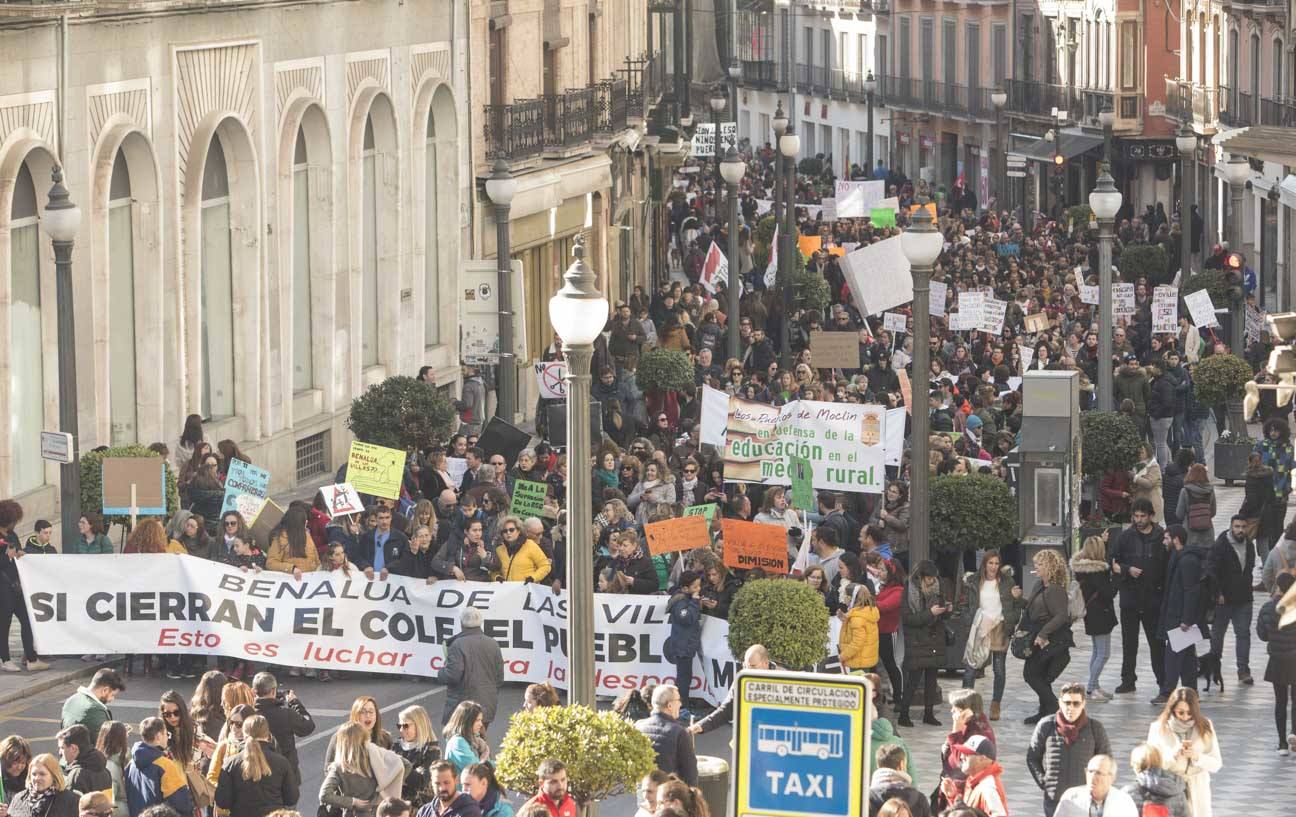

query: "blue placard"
left=221, top=459, right=271, bottom=516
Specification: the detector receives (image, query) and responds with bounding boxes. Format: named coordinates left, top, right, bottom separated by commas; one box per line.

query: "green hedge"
left=1193, top=353, right=1253, bottom=406
left=1080, top=411, right=1144, bottom=477
left=347, top=375, right=457, bottom=451
left=930, top=474, right=1017, bottom=554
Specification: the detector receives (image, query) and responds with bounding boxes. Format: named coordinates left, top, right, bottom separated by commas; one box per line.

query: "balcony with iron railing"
left=484, top=98, right=546, bottom=162
left=595, top=78, right=628, bottom=133
left=1005, top=78, right=1082, bottom=119
left=484, top=74, right=634, bottom=162
left=1260, top=95, right=1296, bottom=127
left=1218, top=85, right=1257, bottom=127
left=741, top=59, right=782, bottom=90
left=1163, top=78, right=1218, bottom=128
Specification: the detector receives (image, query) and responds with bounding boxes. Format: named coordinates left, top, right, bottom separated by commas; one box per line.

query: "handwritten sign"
left=691, top=122, right=716, bottom=157
left=809, top=331, right=860, bottom=369
left=897, top=368, right=913, bottom=415
left=321, top=483, right=364, bottom=518
left=929, top=280, right=947, bottom=317
left=535, top=362, right=568, bottom=400
left=1112, top=283, right=1136, bottom=316
left=446, top=457, right=469, bottom=488
left=1153, top=286, right=1179, bottom=333
left=1080, top=285, right=1100, bottom=305
left=721, top=519, right=789, bottom=574
left=1023, top=312, right=1050, bottom=334
left=979, top=298, right=1008, bottom=335
left=346, top=441, right=407, bottom=500
left=221, top=459, right=271, bottom=517
left=644, top=516, right=711, bottom=555
left=509, top=479, right=549, bottom=518
left=1184, top=289, right=1219, bottom=328
left=683, top=503, right=717, bottom=523
left=883, top=312, right=908, bottom=333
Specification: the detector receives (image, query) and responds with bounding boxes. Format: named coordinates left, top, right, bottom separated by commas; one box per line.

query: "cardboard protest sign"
left=700, top=385, right=730, bottom=448
left=1153, top=286, right=1179, bottom=333
left=691, top=122, right=716, bottom=157
left=249, top=499, right=284, bottom=549
left=1184, top=289, right=1219, bottom=327
left=789, top=456, right=814, bottom=510
left=809, top=331, right=860, bottom=368
left=839, top=235, right=913, bottom=316
left=101, top=458, right=167, bottom=515
left=835, top=180, right=886, bottom=217
left=883, top=312, right=908, bottom=333
left=897, top=368, right=913, bottom=415
left=221, top=458, right=271, bottom=516
left=510, top=480, right=549, bottom=517
left=869, top=207, right=897, bottom=228
left=820, top=198, right=837, bottom=222
left=683, top=503, right=717, bottom=522
left=1112, top=283, right=1136, bottom=316
left=346, top=441, right=407, bottom=500
left=797, top=235, right=822, bottom=258
left=929, top=280, right=948, bottom=317
left=721, top=519, right=789, bottom=573
left=644, top=516, right=711, bottom=555
left=979, top=299, right=1008, bottom=335
left=534, top=362, right=568, bottom=399
left=1023, top=313, right=1050, bottom=334
left=445, top=457, right=469, bottom=488
left=909, top=202, right=937, bottom=219
left=321, top=483, right=364, bottom=518
left=1080, top=285, right=1100, bottom=305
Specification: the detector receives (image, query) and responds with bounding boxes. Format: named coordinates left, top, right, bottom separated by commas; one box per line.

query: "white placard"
left=320, top=483, right=365, bottom=518
left=884, top=407, right=906, bottom=467
left=820, top=197, right=837, bottom=222
left=1184, top=289, right=1219, bottom=328
left=1152, top=286, right=1179, bottom=333
left=929, top=280, right=948, bottom=317
left=883, top=312, right=908, bottom=333
left=838, top=235, right=914, bottom=316
left=691, top=123, right=716, bottom=157
left=719, top=121, right=737, bottom=151
left=1021, top=346, right=1035, bottom=372
left=956, top=291, right=985, bottom=332
left=1080, top=285, right=1100, bottom=305
left=834, top=180, right=886, bottom=217
left=1112, top=283, right=1136, bottom=316
left=534, top=361, right=568, bottom=399
left=700, top=385, right=730, bottom=448
left=755, top=199, right=774, bottom=215
left=445, top=457, right=469, bottom=488
left=979, top=298, right=1008, bottom=335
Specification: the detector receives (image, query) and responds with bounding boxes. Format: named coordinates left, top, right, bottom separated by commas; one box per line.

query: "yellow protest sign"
left=797, top=235, right=822, bottom=258
left=346, top=441, right=407, bottom=499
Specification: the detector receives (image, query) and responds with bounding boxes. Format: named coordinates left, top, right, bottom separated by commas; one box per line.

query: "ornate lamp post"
left=864, top=71, right=877, bottom=175
left=721, top=145, right=747, bottom=362
left=778, top=123, right=800, bottom=367
left=484, top=160, right=519, bottom=421
left=43, top=167, right=82, bottom=548
left=1221, top=153, right=1253, bottom=354
left=772, top=102, right=788, bottom=224
left=1089, top=165, right=1122, bottom=411
left=547, top=237, right=608, bottom=708
left=899, top=199, right=943, bottom=565
left=991, top=86, right=1007, bottom=207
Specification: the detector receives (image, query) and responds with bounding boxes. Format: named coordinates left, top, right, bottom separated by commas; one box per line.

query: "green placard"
left=510, top=479, right=549, bottom=517
left=869, top=207, right=897, bottom=228
left=788, top=456, right=814, bottom=510
left=683, top=503, right=716, bottom=522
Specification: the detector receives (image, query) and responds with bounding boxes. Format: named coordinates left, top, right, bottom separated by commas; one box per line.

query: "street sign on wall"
left=733, top=670, right=871, bottom=817
left=40, top=431, right=73, bottom=464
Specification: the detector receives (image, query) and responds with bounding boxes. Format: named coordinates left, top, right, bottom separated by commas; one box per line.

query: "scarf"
left=23, top=787, right=57, bottom=816
left=1055, top=710, right=1088, bottom=745
left=1168, top=716, right=1196, bottom=742
left=594, top=468, right=619, bottom=488
left=681, top=476, right=698, bottom=492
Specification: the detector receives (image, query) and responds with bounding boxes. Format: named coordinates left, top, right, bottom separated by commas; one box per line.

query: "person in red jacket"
left=523, top=759, right=577, bottom=817
left=1099, top=468, right=1133, bottom=522
left=868, top=555, right=906, bottom=709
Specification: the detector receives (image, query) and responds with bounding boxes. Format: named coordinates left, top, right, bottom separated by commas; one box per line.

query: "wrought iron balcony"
left=0, top=0, right=94, bottom=17
left=741, top=59, right=781, bottom=90
left=1005, top=79, right=1082, bottom=120
left=545, top=87, right=597, bottom=150
left=1260, top=96, right=1296, bottom=127
left=1219, top=85, right=1256, bottom=127
left=595, top=78, right=628, bottom=133
left=484, top=98, right=545, bottom=162
left=1163, top=79, right=1217, bottom=127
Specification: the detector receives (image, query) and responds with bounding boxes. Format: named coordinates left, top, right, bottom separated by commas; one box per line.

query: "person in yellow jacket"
left=839, top=583, right=881, bottom=672
left=264, top=510, right=322, bottom=578
left=487, top=515, right=552, bottom=582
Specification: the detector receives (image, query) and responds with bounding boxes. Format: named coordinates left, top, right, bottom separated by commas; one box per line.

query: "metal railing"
left=1219, top=86, right=1257, bottom=127
left=741, top=59, right=781, bottom=90
left=545, top=86, right=597, bottom=149
left=596, top=78, right=628, bottom=132
left=484, top=98, right=546, bottom=161
left=1260, top=96, right=1296, bottom=127
left=1005, top=78, right=1082, bottom=119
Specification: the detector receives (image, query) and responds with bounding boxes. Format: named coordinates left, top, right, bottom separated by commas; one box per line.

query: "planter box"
left=1213, top=440, right=1252, bottom=486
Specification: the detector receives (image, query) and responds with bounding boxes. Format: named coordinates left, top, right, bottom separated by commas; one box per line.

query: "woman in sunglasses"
left=676, top=458, right=706, bottom=507
left=209, top=512, right=252, bottom=562
left=158, top=690, right=213, bottom=804
left=206, top=704, right=254, bottom=806
left=485, top=516, right=551, bottom=583
left=393, top=706, right=439, bottom=810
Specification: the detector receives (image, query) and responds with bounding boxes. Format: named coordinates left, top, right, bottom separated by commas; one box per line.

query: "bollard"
left=696, top=755, right=730, bottom=817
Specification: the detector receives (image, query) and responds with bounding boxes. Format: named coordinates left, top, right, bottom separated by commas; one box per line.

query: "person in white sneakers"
left=0, top=499, right=48, bottom=673
left=1054, top=754, right=1138, bottom=817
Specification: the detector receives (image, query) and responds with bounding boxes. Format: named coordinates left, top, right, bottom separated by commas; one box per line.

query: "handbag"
left=963, top=609, right=992, bottom=670
left=185, top=764, right=215, bottom=810
left=1009, top=608, right=1038, bottom=660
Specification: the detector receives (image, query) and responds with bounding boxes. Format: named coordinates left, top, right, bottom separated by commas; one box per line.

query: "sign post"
left=733, top=669, right=871, bottom=817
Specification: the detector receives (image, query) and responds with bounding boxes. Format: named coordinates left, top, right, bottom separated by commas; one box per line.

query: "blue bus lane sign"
left=733, top=669, right=872, bottom=817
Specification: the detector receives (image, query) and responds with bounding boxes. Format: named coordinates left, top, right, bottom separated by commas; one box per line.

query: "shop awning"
left=1215, top=126, right=1296, bottom=166
left=1016, top=130, right=1104, bottom=163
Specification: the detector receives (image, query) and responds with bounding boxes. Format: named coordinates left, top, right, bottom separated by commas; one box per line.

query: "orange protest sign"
left=644, top=515, right=711, bottom=555
left=827, top=245, right=846, bottom=257
left=721, top=519, right=789, bottom=574
left=797, top=235, right=822, bottom=258
left=909, top=202, right=937, bottom=219
left=897, top=368, right=913, bottom=416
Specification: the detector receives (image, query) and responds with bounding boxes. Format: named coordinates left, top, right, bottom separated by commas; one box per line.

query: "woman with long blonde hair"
left=1021, top=549, right=1074, bottom=724
left=1070, top=536, right=1119, bottom=701
left=393, top=705, right=440, bottom=809
left=319, top=723, right=378, bottom=817
left=206, top=703, right=255, bottom=792
left=7, top=753, right=79, bottom=817
left=212, top=714, right=297, bottom=817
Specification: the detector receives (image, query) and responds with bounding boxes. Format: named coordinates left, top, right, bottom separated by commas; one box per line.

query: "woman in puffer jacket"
left=838, top=584, right=880, bottom=673
left=1070, top=536, right=1119, bottom=701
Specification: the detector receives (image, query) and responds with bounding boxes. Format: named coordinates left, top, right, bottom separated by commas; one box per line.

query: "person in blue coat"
left=664, top=571, right=703, bottom=718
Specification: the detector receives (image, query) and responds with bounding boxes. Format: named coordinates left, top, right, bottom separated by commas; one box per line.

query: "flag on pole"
left=700, top=241, right=728, bottom=293
left=764, top=225, right=779, bottom=289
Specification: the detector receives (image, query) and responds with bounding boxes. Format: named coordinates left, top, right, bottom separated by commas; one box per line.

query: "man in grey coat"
left=437, top=607, right=504, bottom=726
left=1026, top=683, right=1112, bottom=817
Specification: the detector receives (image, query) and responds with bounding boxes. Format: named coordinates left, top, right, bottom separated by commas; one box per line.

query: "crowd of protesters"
left=0, top=141, right=1294, bottom=817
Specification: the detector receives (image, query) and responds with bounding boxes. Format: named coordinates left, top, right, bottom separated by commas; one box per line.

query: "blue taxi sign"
left=733, top=669, right=871, bottom=817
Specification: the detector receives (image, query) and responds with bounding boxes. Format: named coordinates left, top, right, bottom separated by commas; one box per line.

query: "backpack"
left=1186, top=495, right=1213, bottom=531
left=1067, top=579, right=1087, bottom=621
left=1141, top=804, right=1170, bottom=817
left=1278, top=548, right=1296, bottom=580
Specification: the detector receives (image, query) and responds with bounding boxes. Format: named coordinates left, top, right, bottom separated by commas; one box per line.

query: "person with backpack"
left=1174, top=464, right=1216, bottom=552
left=1260, top=518, right=1296, bottom=592
left=1257, top=572, right=1296, bottom=754
left=1206, top=515, right=1257, bottom=686
left=1154, top=526, right=1209, bottom=706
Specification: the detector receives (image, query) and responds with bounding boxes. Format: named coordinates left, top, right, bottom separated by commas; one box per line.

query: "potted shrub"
left=80, top=445, right=179, bottom=532
left=496, top=705, right=656, bottom=807
left=728, top=578, right=830, bottom=670
left=636, top=347, right=694, bottom=425
left=1079, top=411, right=1144, bottom=479
left=347, top=375, right=457, bottom=451
left=1194, top=353, right=1255, bottom=484
left=1118, top=244, right=1170, bottom=286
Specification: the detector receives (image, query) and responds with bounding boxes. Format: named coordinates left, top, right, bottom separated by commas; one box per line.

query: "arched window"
left=292, top=126, right=313, bottom=392
left=108, top=148, right=137, bottom=443
left=424, top=109, right=440, bottom=347
left=201, top=136, right=236, bottom=419
left=361, top=115, right=379, bottom=368
left=10, top=162, right=43, bottom=494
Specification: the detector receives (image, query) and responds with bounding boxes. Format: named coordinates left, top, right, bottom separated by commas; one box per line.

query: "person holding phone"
left=898, top=560, right=951, bottom=728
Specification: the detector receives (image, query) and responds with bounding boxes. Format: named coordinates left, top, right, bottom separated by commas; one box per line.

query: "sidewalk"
left=0, top=651, right=112, bottom=707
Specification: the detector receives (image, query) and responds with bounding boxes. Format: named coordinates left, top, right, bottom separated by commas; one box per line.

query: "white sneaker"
left=25, top=659, right=48, bottom=671
left=1279, top=746, right=1290, bottom=756
left=0, top=660, right=23, bottom=672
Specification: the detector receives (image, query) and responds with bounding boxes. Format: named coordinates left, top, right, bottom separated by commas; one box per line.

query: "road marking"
left=110, top=699, right=356, bottom=717
left=0, top=716, right=59, bottom=724
left=296, top=686, right=445, bottom=749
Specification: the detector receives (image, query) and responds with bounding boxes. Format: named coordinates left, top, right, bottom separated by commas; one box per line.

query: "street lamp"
left=1089, top=164, right=1122, bottom=411
left=772, top=101, right=788, bottom=224
left=720, top=144, right=747, bottom=362
left=1175, top=125, right=1197, bottom=279
left=778, top=124, right=800, bottom=368
left=43, top=166, right=82, bottom=550
left=991, top=86, right=1007, bottom=208
left=900, top=198, right=942, bottom=566
left=1098, top=105, right=1115, bottom=166
left=1221, top=153, right=1253, bottom=353
left=547, top=236, right=608, bottom=709
left=709, top=84, right=727, bottom=173
left=864, top=71, right=877, bottom=176
left=484, top=159, right=518, bottom=423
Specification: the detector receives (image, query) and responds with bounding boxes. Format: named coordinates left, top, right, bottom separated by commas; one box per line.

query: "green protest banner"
left=510, top=480, right=549, bottom=517
left=788, top=456, right=814, bottom=510
left=683, top=503, right=716, bottom=522
left=869, top=206, right=897, bottom=228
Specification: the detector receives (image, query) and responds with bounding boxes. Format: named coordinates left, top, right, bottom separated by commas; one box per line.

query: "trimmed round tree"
left=495, top=705, right=656, bottom=806
left=727, top=578, right=830, bottom=670
left=929, top=474, right=1017, bottom=557
left=1079, top=411, right=1144, bottom=478
left=347, top=375, right=457, bottom=451
left=1193, top=352, right=1254, bottom=440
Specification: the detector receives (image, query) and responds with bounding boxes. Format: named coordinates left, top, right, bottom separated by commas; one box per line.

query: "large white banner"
left=839, top=236, right=914, bottom=316
left=20, top=557, right=849, bottom=705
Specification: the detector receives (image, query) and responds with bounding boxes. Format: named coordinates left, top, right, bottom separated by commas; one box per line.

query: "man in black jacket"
left=634, top=685, right=698, bottom=785
left=1025, top=684, right=1112, bottom=817
left=1208, top=515, right=1257, bottom=685
left=252, top=672, right=315, bottom=795
left=868, top=743, right=931, bottom=817
left=1155, top=525, right=1208, bottom=704
left=1111, top=499, right=1167, bottom=694
left=58, top=724, right=113, bottom=796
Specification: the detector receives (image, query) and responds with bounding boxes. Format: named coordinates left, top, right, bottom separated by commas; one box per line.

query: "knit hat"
left=965, top=414, right=983, bottom=430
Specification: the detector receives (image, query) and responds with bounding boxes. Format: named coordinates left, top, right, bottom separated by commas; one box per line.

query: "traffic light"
left=1052, top=152, right=1065, bottom=168
left=1223, top=252, right=1244, bottom=302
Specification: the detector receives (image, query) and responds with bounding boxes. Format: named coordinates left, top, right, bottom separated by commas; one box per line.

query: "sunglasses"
left=503, top=527, right=518, bottom=534
left=162, top=709, right=181, bottom=718
left=684, top=468, right=697, bottom=474
left=224, top=521, right=239, bottom=527
left=228, top=720, right=244, bottom=728
left=398, top=722, right=414, bottom=729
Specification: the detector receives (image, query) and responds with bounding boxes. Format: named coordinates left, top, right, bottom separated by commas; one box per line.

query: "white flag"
left=700, top=241, right=728, bottom=293
left=764, top=225, right=779, bottom=289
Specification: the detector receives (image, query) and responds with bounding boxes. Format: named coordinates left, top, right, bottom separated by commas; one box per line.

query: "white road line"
left=111, top=699, right=354, bottom=717
left=296, top=686, right=445, bottom=749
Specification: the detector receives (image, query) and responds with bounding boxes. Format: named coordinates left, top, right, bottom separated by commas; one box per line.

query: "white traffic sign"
left=40, top=431, right=73, bottom=464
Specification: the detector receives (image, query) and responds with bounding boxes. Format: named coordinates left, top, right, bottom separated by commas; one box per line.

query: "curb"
left=0, top=659, right=117, bottom=708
